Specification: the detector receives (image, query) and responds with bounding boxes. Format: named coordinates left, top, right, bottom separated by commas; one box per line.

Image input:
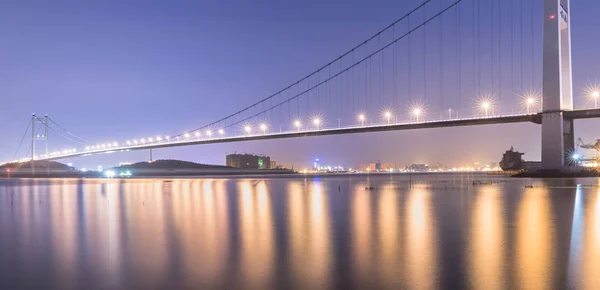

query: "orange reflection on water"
left=376, top=185, right=402, bottom=286
left=516, top=188, right=555, bottom=290
left=468, top=186, right=505, bottom=290
left=49, top=180, right=78, bottom=290
left=287, top=180, right=332, bottom=289
left=119, top=180, right=169, bottom=288
left=405, top=188, right=438, bottom=290
left=351, top=183, right=374, bottom=284
left=238, top=180, right=274, bottom=288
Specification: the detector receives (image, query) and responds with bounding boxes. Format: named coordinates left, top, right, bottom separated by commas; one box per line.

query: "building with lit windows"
left=226, top=154, right=271, bottom=169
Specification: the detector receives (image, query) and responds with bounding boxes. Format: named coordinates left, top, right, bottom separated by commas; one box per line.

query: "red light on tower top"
left=549, top=14, right=556, bottom=19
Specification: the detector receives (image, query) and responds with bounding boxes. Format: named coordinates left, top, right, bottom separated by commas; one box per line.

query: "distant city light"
left=104, top=170, right=116, bottom=178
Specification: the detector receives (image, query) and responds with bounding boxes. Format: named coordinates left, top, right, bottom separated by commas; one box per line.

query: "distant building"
left=270, top=160, right=277, bottom=169
left=226, top=154, right=271, bottom=169
left=360, top=161, right=394, bottom=172
left=406, top=164, right=429, bottom=172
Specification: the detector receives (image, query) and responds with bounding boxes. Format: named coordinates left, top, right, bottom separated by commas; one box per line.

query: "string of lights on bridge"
left=27, top=86, right=597, bottom=161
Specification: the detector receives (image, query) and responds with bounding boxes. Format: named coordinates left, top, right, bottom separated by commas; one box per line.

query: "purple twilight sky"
left=1, top=0, right=599, bottom=169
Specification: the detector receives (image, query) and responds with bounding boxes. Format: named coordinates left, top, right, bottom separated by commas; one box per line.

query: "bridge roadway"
left=27, top=108, right=600, bottom=162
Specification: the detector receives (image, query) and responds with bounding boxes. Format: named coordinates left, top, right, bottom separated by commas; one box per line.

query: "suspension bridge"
left=7, top=0, right=600, bottom=170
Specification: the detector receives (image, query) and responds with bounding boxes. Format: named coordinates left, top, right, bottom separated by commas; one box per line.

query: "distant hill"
left=114, top=159, right=232, bottom=170
left=0, top=161, right=81, bottom=178
left=0, top=160, right=75, bottom=171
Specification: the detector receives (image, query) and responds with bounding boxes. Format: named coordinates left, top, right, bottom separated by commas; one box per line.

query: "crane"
left=576, top=138, right=600, bottom=166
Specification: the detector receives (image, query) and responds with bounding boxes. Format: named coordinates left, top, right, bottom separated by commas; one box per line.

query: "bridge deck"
left=14, top=108, right=600, bottom=163
left=34, top=113, right=541, bottom=162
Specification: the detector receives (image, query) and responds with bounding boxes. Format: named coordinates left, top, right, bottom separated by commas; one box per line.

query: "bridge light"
left=195, top=132, right=201, bottom=138
left=294, top=120, right=301, bottom=131
left=85, top=146, right=90, bottom=150
left=126, top=140, right=131, bottom=145
left=520, top=89, right=540, bottom=114
left=592, top=91, right=600, bottom=109
left=526, top=97, right=535, bottom=114
left=358, top=114, right=365, bottom=126
left=184, top=133, right=190, bottom=138
left=148, top=137, right=153, bottom=142
left=166, top=136, right=170, bottom=140
left=218, top=129, right=224, bottom=135
left=206, top=130, right=212, bottom=137
left=112, top=142, right=118, bottom=147
left=133, top=140, right=138, bottom=145
left=384, top=111, right=392, bottom=124
left=413, top=108, right=422, bottom=122
left=260, top=123, right=267, bottom=134
left=156, top=136, right=162, bottom=141
left=312, top=118, right=321, bottom=129
left=140, top=138, right=146, bottom=144
left=245, top=125, right=251, bottom=134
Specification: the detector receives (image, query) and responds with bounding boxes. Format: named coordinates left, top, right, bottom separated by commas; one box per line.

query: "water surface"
left=1, top=174, right=599, bottom=289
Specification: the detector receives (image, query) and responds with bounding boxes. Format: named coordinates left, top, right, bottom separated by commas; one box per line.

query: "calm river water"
left=1, top=174, right=599, bottom=289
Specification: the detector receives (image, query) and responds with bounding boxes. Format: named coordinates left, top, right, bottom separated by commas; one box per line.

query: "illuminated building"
left=226, top=153, right=271, bottom=169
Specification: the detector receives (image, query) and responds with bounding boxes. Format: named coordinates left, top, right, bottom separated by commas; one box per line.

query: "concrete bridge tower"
left=542, top=0, right=574, bottom=169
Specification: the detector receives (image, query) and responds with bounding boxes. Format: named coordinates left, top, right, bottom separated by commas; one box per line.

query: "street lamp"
left=294, top=120, right=301, bottom=131
left=260, top=123, right=267, bottom=134
left=526, top=97, right=535, bottom=114
left=384, top=111, right=392, bottom=124
left=245, top=125, right=251, bottom=134
left=413, top=108, right=421, bottom=122
left=313, top=118, right=321, bottom=130
left=481, top=101, right=490, bottom=117
left=358, top=114, right=365, bottom=126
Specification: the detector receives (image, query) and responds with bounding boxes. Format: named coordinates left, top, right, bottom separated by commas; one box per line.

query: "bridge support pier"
left=541, top=0, right=573, bottom=170
left=542, top=112, right=574, bottom=168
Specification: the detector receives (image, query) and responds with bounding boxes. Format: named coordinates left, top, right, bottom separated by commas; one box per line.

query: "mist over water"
left=1, top=174, right=599, bottom=289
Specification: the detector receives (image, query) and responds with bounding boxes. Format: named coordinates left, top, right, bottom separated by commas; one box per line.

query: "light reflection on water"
left=1, top=175, right=600, bottom=289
